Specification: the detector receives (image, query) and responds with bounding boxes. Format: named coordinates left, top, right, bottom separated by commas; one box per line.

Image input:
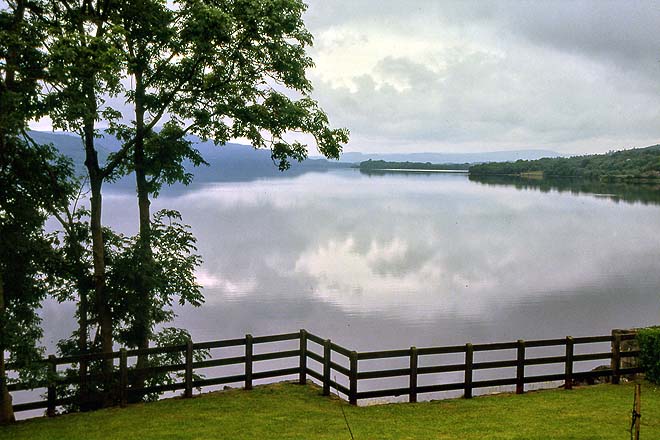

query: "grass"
left=3, top=381, right=660, bottom=439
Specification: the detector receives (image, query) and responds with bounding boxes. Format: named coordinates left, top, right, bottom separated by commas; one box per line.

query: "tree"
left=0, top=0, right=74, bottom=424
left=45, top=0, right=128, bottom=380
left=0, top=140, right=74, bottom=423
left=109, top=0, right=349, bottom=392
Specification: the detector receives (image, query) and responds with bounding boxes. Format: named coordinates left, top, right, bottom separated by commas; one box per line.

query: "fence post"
left=516, top=340, right=525, bottom=395
left=184, top=339, right=193, bottom=398
left=564, top=336, right=574, bottom=390
left=322, top=339, right=331, bottom=396
left=612, top=331, right=621, bottom=385
left=464, top=343, right=473, bottom=399
left=299, top=329, right=307, bottom=385
left=245, top=334, right=253, bottom=391
left=349, top=351, right=358, bottom=405
left=79, top=354, right=88, bottom=411
left=47, top=355, right=56, bottom=417
left=120, top=349, right=128, bottom=407
left=409, top=346, right=418, bottom=403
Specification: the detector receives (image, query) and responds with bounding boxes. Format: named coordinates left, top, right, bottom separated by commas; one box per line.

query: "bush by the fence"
left=637, top=326, right=660, bottom=384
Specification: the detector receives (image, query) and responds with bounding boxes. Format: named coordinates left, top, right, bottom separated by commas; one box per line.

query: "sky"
left=302, top=0, right=660, bottom=154
left=27, top=1, right=660, bottom=155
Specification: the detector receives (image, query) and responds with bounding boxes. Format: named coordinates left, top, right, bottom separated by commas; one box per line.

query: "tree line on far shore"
left=358, top=160, right=470, bottom=171
left=469, top=145, right=660, bottom=180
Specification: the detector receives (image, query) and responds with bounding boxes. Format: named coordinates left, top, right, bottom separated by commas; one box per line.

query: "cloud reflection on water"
left=103, top=170, right=660, bottom=340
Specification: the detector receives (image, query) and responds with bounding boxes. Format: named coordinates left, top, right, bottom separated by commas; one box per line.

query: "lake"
left=40, top=169, right=660, bottom=353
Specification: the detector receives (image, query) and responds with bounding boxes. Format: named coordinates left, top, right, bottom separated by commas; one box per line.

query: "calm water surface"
left=42, top=169, right=660, bottom=351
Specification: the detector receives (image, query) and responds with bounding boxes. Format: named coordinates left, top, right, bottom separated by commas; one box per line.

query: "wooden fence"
left=8, top=329, right=642, bottom=415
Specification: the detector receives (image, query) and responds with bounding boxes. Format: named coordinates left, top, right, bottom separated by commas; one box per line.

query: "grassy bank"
left=4, top=381, right=660, bottom=439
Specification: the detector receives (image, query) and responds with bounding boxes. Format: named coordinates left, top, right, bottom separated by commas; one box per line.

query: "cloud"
left=304, top=1, right=660, bottom=153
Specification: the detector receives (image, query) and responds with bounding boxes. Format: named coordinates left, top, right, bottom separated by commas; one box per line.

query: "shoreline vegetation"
left=468, top=144, right=660, bottom=181
left=358, top=159, right=471, bottom=172
left=4, top=381, right=659, bottom=439
left=358, top=144, right=660, bottom=184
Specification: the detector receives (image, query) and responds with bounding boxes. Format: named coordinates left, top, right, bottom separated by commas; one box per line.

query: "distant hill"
left=335, top=149, right=563, bottom=164
left=469, top=144, right=660, bottom=180
left=28, top=131, right=352, bottom=184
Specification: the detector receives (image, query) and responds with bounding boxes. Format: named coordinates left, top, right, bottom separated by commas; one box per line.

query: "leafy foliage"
left=0, top=138, right=75, bottom=385
left=142, top=328, right=209, bottom=402
left=637, top=327, right=660, bottom=384
left=108, top=210, right=204, bottom=348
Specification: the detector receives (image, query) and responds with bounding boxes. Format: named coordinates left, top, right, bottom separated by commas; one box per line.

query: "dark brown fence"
left=8, top=329, right=642, bottom=416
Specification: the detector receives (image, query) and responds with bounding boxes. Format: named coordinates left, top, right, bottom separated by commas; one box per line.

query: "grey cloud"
left=312, top=51, right=660, bottom=151
left=305, top=1, right=660, bottom=153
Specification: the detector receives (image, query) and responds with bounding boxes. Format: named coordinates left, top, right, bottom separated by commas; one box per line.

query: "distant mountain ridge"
left=334, top=150, right=564, bottom=164
left=27, top=131, right=351, bottom=184
left=28, top=131, right=566, bottom=184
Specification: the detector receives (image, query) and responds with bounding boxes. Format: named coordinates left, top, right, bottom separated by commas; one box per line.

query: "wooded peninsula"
left=469, top=144, right=660, bottom=180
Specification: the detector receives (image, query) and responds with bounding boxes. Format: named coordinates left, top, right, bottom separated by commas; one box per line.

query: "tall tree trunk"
left=132, top=69, right=154, bottom=397
left=82, top=97, right=113, bottom=400
left=0, top=271, right=15, bottom=425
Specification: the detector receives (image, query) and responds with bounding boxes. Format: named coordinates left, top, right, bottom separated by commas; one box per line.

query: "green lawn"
left=3, top=381, right=659, bottom=439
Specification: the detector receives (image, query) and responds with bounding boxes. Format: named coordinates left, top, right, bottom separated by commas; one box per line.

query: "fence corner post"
left=612, top=330, right=621, bottom=385
left=349, top=351, right=358, bottom=406
left=409, top=346, right=418, bottom=403
left=516, top=339, right=525, bottom=395
left=185, top=339, right=193, bottom=398
left=47, top=355, right=56, bottom=417
left=464, top=343, right=473, bottom=399
left=245, top=334, right=253, bottom=391
left=299, top=329, right=307, bottom=385
left=564, top=336, right=573, bottom=390
left=322, top=339, right=331, bottom=396
left=120, top=348, right=128, bottom=407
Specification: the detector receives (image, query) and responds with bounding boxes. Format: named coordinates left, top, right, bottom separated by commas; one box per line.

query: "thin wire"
left=630, top=384, right=640, bottom=440
left=334, top=375, right=355, bottom=440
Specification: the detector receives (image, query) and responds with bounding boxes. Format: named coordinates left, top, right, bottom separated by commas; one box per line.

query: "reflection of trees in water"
left=469, top=175, right=660, bottom=206
left=359, top=169, right=468, bottom=178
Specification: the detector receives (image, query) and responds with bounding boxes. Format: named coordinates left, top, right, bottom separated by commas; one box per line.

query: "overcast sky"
left=27, top=1, right=660, bottom=155
left=303, top=0, right=660, bottom=154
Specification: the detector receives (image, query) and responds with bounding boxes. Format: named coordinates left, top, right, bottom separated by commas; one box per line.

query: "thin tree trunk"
left=0, top=271, right=16, bottom=425
left=82, top=101, right=114, bottom=401
left=132, top=69, right=154, bottom=398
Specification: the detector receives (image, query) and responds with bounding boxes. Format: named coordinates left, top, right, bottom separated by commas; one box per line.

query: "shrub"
left=637, top=326, right=660, bottom=384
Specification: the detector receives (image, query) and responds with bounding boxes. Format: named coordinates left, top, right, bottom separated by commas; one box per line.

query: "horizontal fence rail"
left=7, top=329, right=642, bottom=416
